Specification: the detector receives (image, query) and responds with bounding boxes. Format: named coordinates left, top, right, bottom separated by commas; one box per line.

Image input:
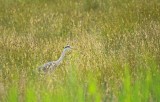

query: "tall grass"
left=0, top=0, right=160, bottom=101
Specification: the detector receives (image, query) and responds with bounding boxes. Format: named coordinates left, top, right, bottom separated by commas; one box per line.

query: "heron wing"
left=38, top=61, right=57, bottom=73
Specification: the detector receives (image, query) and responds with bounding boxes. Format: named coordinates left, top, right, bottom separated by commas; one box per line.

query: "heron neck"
left=57, top=49, right=67, bottom=64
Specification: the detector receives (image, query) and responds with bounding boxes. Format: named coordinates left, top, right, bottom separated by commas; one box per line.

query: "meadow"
left=0, top=0, right=160, bottom=101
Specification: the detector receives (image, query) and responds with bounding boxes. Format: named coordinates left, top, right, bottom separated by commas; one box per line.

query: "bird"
left=38, top=45, right=72, bottom=73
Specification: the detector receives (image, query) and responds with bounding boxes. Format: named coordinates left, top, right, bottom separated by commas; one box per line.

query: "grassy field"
left=0, top=0, right=160, bottom=101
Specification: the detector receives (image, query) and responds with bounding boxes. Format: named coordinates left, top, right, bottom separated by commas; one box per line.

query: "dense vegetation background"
left=0, top=0, right=160, bottom=101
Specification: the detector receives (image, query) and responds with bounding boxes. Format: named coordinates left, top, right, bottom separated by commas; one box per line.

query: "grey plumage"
left=38, top=61, right=57, bottom=72
left=38, top=45, right=71, bottom=73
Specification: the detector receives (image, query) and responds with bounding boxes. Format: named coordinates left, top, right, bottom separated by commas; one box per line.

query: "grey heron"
left=38, top=45, right=72, bottom=73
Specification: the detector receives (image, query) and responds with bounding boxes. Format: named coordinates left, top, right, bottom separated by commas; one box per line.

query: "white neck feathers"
left=56, top=49, right=67, bottom=65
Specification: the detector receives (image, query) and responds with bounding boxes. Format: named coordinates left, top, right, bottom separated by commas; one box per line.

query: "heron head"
left=64, top=45, right=72, bottom=51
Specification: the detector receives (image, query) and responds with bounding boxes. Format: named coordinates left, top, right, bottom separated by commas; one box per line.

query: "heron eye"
left=64, top=45, right=70, bottom=48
